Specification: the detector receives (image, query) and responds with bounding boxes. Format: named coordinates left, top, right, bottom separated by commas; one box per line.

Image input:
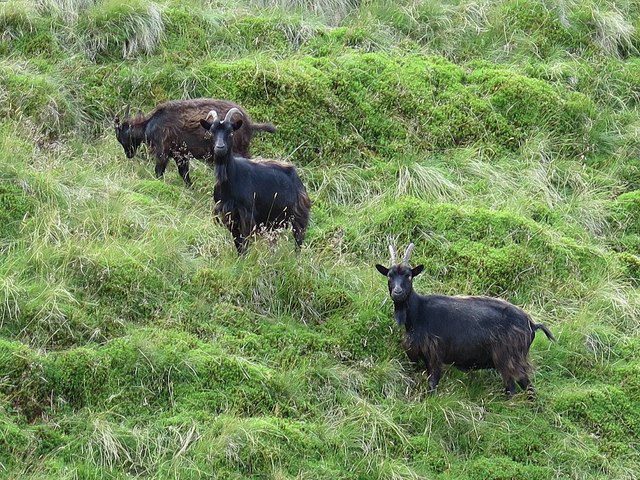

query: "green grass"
left=1, top=0, right=639, bottom=478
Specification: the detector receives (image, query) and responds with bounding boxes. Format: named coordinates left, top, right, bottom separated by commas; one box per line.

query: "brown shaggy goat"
left=114, top=99, right=276, bottom=186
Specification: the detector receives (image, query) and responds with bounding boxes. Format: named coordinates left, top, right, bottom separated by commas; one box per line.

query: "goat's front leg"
left=403, top=343, right=422, bottom=371
left=155, top=153, right=170, bottom=178
left=230, top=212, right=253, bottom=255
left=175, top=155, right=192, bottom=187
left=231, top=225, right=248, bottom=254
left=422, top=354, right=442, bottom=394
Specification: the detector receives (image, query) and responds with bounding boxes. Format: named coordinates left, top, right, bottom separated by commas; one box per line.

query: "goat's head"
left=376, top=243, right=424, bottom=303
left=200, top=108, right=243, bottom=159
left=114, top=105, right=143, bottom=159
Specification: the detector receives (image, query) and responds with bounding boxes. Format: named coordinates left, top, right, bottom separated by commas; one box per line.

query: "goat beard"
left=393, top=306, right=407, bottom=326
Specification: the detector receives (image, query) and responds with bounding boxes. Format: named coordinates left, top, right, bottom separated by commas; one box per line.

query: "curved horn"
left=124, top=104, right=131, bottom=119
left=223, top=107, right=242, bottom=123
left=388, top=245, right=397, bottom=265
left=206, top=110, right=219, bottom=122
left=402, top=243, right=415, bottom=265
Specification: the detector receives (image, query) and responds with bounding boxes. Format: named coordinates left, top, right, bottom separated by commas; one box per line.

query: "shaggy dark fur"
left=200, top=108, right=310, bottom=254
left=114, top=99, right=276, bottom=186
left=376, top=244, right=555, bottom=397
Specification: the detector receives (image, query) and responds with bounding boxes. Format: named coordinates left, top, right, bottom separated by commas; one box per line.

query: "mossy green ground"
left=1, top=0, right=639, bottom=478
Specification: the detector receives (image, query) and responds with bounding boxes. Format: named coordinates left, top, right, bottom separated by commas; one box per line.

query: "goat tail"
left=532, top=322, right=556, bottom=342
left=251, top=122, right=277, bottom=134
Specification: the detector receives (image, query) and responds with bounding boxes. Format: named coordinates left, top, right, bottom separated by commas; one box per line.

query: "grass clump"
left=78, top=0, right=164, bottom=60
left=250, top=0, right=361, bottom=25
left=609, top=191, right=640, bottom=236
left=0, top=61, right=80, bottom=137
left=0, top=0, right=38, bottom=41
left=469, top=67, right=595, bottom=153
left=0, top=178, right=33, bottom=240
left=349, top=197, right=608, bottom=299
left=555, top=385, right=640, bottom=454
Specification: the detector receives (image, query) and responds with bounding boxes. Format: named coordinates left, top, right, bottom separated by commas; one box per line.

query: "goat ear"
left=232, top=119, right=243, bottom=131
left=411, top=265, right=424, bottom=277
left=375, top=264, right=389, bottom=276
left=200, top=119, right=212, bottom=131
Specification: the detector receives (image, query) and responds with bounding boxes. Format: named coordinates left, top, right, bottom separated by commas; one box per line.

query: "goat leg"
left=155, top=153, right=170, bottom=179
left=422, top=355, right=441, bottom=394
left=517, top=376, right=536, bottom=400
left=175, top=155, right=192, bottom=187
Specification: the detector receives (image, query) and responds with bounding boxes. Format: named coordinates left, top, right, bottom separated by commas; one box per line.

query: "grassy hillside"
left=1, top=0, right=639, bottom=478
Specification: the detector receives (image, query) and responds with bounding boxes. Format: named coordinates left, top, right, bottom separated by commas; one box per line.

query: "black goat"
left=200, top=108, right=311, bottom=254
left=375, top=243, right=555, bottom=397
left=114, top=99, right=276, bottom=186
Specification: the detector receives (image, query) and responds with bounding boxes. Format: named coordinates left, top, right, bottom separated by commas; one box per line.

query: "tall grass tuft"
left=250, top=0, right=362, bottom=24
left=590, top=7, right=637, bottom=57
left=36, top=0, right=98, bottom=20
left=0, top=0, right=38, bottom=40
left=78, top=0, right=164, bottom=59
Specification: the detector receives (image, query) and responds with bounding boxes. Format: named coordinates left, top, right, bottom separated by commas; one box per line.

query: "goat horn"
left=388, top=245, right=397, bottom=265
left=223, top=107, right=242, bottom=123
left=403, top=243, right=415, bottom=264
left=206, top=110, right=219, bottom=122
left=124, top=104, right=131, bottom=119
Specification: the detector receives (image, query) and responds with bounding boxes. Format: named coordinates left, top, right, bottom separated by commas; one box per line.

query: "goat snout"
left=391, top=287, right=405, bottom=300
left=214, top=145, right=228, bottom=156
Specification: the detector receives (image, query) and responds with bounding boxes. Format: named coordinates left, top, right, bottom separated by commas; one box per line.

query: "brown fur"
left=115, top=98, right=276, bottom=186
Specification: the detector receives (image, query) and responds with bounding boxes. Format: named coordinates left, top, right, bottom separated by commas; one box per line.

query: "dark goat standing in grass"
left=375, top=244, right=555, bottom=397
left=200, top=108, right=311, bottom=254
left=114, top=99, right=276, bottom=186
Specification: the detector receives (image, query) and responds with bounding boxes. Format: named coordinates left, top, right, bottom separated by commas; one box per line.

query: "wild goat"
left=114, top=99, right=276, bottom=186
left=375, top=244, right=555, bottom=397
left=200, top=108, right=311, bottom=254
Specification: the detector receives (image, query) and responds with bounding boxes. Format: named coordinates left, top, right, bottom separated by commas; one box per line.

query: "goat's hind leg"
left=516, top=367, right=536, bottom=400
left=496, top=363, right=517, bottom=397
left=517, top=377, right=536, bottom=400
left=503, top=374, right=517, bottom=397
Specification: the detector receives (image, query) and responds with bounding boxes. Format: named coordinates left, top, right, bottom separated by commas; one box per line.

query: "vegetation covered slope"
left=1, top=0, right=639, bottom=478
